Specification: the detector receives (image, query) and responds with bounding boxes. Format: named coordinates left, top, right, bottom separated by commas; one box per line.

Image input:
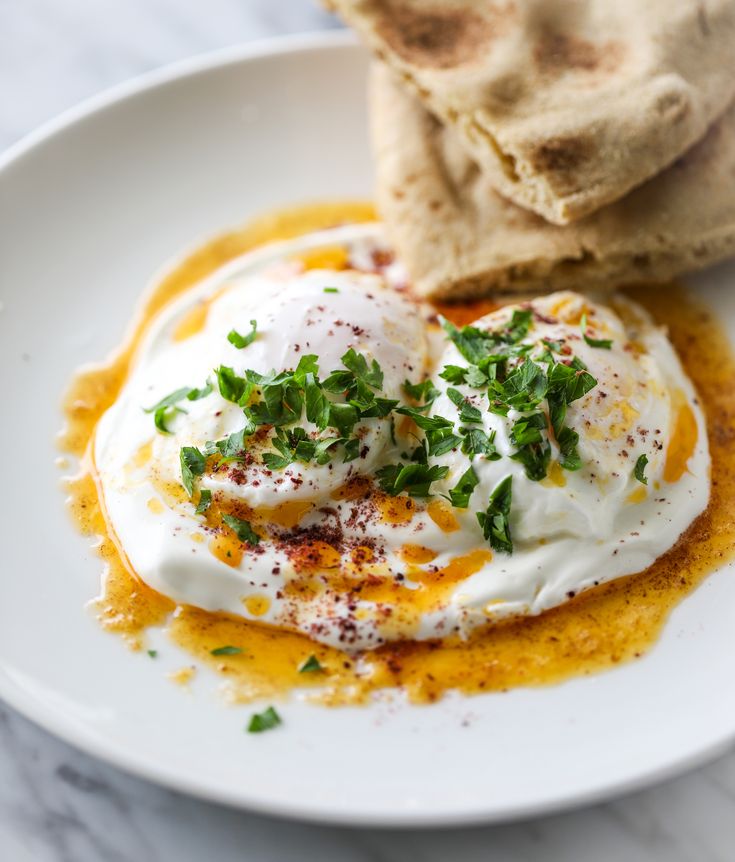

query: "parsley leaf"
left=440, top=318, right=495, bottom=364
left=446, top=387, right=482, bottom=424
left=211, top=427, right=251, bottom=463
left=375, top=462, right=449, bottom=498
left=581, top=313, right=613, bottom=349
left=438, top=365, right=469, bottom=385
left=215, top=365, right=252, bottom=405
left=246, top=377, right=303, bottom=427
left=186, top=381, right=214, bottom=401
left=195, top=489, right=212, bottom=514
left=509, top=414, right=552, bottom=480
left=341, top=347, right=383, bottom=390
left=394, top=406, right=453, bottom=432
left=227, top=320, right=258, bottom=349
left=298, top=655, right=324, bottom=673
left=210, top=645, right=243, bottom=656
left=247, top=706, right=282, bottom=733
left=426, top=426, right=462, bottom=457
left=634, top=454, right=649, bottom=485
left=292, top=354, right=319, bottom=386
left=302, top=372, right=331, bottom=431
left=222, top=513, right=259, bottom=545
left=510, top=412, right=547, bottom=448
left=144, top=386, right=194, bottom=413
left=497, top=360, right=547, bottom=411
left=510, top=437, right=551, bottom=482
left=403, top=378, right=439, bottom=406
left=557, top=426, right=582, bottom=471
left=460, top=427, right=500, bottom=460
left=180, top=446, right=206, bottom=496
left=547, top=361, right=597, bottom=404
left=477, top=475, right=513, bottom=554
left=448, top=466, right=479, bottom=508
left=504, top=308, right=533, bottom=343
left=153, top=405, right=184, bottom=434
left=145, top=382, right=213, bottom=433
left=328, top=402, right=360, bottom=436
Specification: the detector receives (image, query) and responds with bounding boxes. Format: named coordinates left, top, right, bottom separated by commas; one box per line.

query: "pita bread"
left=331, top=0, right=735, bottom=224
left=370, top=62, right=735, bottom=300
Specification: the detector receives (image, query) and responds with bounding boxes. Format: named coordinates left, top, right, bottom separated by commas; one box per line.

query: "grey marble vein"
left=2, top=1, right=735, bottom=859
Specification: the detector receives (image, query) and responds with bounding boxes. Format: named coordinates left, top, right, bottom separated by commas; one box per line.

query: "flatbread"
left=370, top=62, right=735, bottom=300
left=331, top=0, right=735, bottom=224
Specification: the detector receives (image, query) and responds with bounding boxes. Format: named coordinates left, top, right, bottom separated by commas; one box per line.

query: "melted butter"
left=411, top=549, right=493, bottom=588
left=426, top=498, right=460, bottom=533
left=168, top=666, right=196, bottom=687
left=399, top=544, right=437, bottom=564
left=665, top=397, right=698, bottom=483
left=65, top=462, right=173, bottom=648
left=146, top=497, right=164, bottom=515
left=208, top=532, right=244, bottom=568
left=295, top=244, right=350, bottom=271
left=331, top=475, right=372, bottom=501
left=287, top=540, right=342, bottom=572
left=244, top=595, right=270, bottom=617
left=542, top=460, right=567, bottom=488
left=432, top=297, right=501, bottom=327
left=377, top=493, right=416, bottom=525
left=172, top=283, right=231, bottom=342
left=132, top=440, right=153, bottom=468
left=627, top=486, right=648, bottom=505
left=60, top=203, right=735, bottom=705
left=258, top=500, right=314, bottom=529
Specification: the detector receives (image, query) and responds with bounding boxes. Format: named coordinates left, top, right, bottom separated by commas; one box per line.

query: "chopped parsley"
left=634, top=454, right=649, bottom=485
left=180, top=446, right=206, bottom=497
left=215, top=365, right=252, bottom=405
left=152, top=405, right=183, bottom=434
left=210, top=645, right=243, bottom=656
left=581, top=314, right=613, bottom=349
left=376, top=461, right=449, bottom=498
left=460, top=427, right=500, bottom=460
left=447, top=466, right=479, bottom=508
left=207, top=427, right=252, bottom=464
left=446, top=387, right=482, bottom=424
left=477, top=475, right=513, bottom=554
left=195, top=489, right=212, bottom=514
left=222, top=513, right=259, bottom=546
left=403, top=378, right=439, bottom=406
left=247, top=706, right=282, bottom=733
left=556, top=426, right=582, bottom=471
left=144, top=381, right=213, bottom=433
left=298, top=655, right=324, bottom=673
left=440, top=307, right=533, bottom=366
left=170, top=306, right=604, bottom=528
left=147, top=649, right=158, bottom=659
left=323, top=286, right=339, bottom=293
left=340, top=346, right=384, bottom=390
left=227, top=320, right=258, bottom=349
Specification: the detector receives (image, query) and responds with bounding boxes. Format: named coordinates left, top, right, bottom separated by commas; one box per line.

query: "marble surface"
left=2, top=1, right=735, bottom=859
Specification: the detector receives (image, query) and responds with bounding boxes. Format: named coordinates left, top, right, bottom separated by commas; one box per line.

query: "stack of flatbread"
left=327, top=0, right=735, bottom=298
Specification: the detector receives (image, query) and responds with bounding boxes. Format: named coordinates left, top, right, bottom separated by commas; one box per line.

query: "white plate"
left=2, top=31, right=735, bottom=828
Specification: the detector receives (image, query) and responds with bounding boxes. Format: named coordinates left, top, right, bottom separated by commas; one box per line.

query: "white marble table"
left=2, top=2, right=735, bottom=859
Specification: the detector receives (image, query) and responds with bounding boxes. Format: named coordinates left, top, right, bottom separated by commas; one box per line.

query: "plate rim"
left=0, top=29, right=357, bottom=172
left=1, top=30, right=734, bottom=829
